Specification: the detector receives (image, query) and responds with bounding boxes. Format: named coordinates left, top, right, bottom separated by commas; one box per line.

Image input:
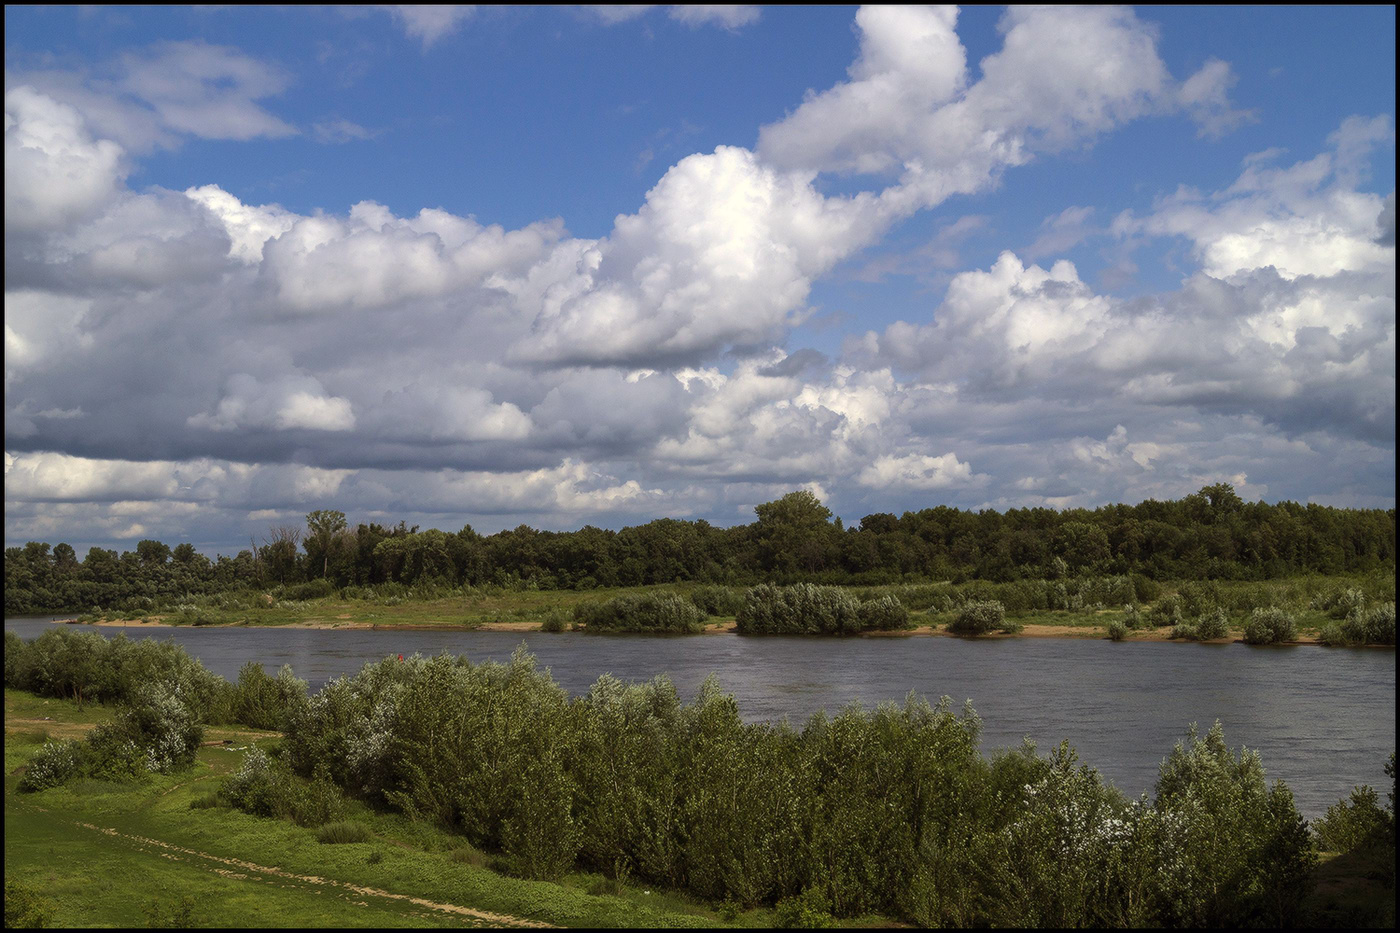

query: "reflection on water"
left=5, top=616, right=1394, bottom=817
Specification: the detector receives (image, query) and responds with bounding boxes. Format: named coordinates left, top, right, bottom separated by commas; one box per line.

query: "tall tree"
left=305, top=509, right=348, bottom=579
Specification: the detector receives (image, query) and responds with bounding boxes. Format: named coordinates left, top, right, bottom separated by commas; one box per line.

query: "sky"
left=4, top=4, right=1396, bottom=556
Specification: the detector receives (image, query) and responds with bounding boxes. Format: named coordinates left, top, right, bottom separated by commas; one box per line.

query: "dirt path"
left=62, top=816, right=555, bottom=928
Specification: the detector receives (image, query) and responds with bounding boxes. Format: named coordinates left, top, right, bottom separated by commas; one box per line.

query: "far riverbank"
left=42, top=613, right=1339, bottom=644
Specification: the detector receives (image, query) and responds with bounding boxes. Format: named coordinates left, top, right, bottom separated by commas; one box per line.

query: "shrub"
left=948, top=600, right=1006, bottom=635
left=1171, top=621, right=1200, bottom=641
left=1243, top=608, right=1296, bottom=645
left=233, top=662, right=308, bottom=731
left=1196, top=607, right=1230, bottom=640
left=689, top=586, right=745, bottom=617
left=856, top=595, right=910, bottom=632
left=316, top=821, right=372, bottom=844
left=1179, top=581, right=1222, bottom=619
left=774, top=889, right=836, bottom=928
left=1150, top=595, right=1184, bottom=627
left=5, top=879, right=58, bottom=929
left=1360, top=603, right=1395, bottom=645
left=1331, top=587, right=1367, bottom=619
left=1314, top=785, right=1387, bottom=853
left=1316, top=622, right=1348, bottom=647
left=18, top=739, right=82, bottom=792
left=735, top=584, right=863, bottom=635
left=1151, top=723, right=1317, bottom=927
left=1122, top=603, right=1146, bottom=630
left=539, top=609, right=568, bottom=633
left=219, top=749, right=347, bottom=827
left=1322, top=604, right=1396, bottom=646
left=281, top=579, right=335, bottom=602
left=1130, top=573, right=1162, bottom=603
left=1106, top=619, right=1129, bottom=641
left=573, top=593, right=706, bottom=634
left=219, top=747, right=283, bottom=816
left=81, top=681, right=203, bottom=780
left=83, top=721, right=151, bottom=782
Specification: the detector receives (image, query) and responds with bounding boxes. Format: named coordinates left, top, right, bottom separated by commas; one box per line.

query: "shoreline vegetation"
left=23, top=573, right=1396, bottom=647
left=4, top=633, right=1396, bottom=928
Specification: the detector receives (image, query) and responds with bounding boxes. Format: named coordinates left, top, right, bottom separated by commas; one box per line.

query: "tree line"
left=5, top=484, right=1395, bottom=614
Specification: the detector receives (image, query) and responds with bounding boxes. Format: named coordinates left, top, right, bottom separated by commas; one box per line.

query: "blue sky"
left=4, top=5, right=1395, bottom=554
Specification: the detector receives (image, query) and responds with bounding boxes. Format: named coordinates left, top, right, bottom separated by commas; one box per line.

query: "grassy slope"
left=3, top=689, right=777, bottom=929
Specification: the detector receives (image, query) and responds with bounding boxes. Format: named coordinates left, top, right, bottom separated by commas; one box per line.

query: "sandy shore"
left=53, top=616, right=1326, bottom=644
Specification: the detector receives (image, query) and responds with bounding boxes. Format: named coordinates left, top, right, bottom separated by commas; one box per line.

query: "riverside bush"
left=734, top=583, right=908, bottom=635
left=856, top=594, right=910, bottom=631
left=232, top=662, right=308, bottom=731
left=573, top=593, right=706, bottom=633
left=1332, top=587, right=1367, bottom=619
left=1322, top=602, right=1397, bottom=646
left=271, top=650, right=1318, bottom=926
left=737, top=583, right=859, bottom=634
left=1170, top=621, right=1200, bottom=641
left=1354, top=602, right=1395, bottom=644
left=1150, top=722, right=1317, bottom=928
left=1195, top=607, right=1230, bottom=640
left=218, top=748, right=347, bottom=827
left=947, top=600, right=1007, bottom=635
left=1150, top=595, right=1184, bottom=627
left=1243, top=607, right=1296, bottom=645
left=1106, top=619, right=1129, bottom=641
left=3, top=628, right=234, bottom=723
left=1314, top=785, right=1387, bottom=853
left=85, top=681, right=203, bottom=778
left=18, top=739, right=82, bottom=792
left=689, top=585, right=745, bottom=617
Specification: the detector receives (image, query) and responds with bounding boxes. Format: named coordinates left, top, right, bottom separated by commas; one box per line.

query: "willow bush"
left=735, top=584, right=909, bottom=635
left=572, top=593, right=706, bottom=634
left=265, top=648, right=1316, bottom=925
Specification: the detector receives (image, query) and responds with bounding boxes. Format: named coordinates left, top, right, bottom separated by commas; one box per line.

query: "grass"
left=2, top=688, right=780, bottom=928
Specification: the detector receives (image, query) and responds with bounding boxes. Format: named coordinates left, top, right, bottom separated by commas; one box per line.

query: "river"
left=6, top=616, right=1394, bottom=818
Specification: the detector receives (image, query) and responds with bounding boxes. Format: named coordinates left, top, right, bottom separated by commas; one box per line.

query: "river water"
left=6, top=616, right=1394, bottom=818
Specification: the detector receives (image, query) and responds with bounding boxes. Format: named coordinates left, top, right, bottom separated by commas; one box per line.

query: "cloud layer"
left=4, top=6, right=1394, bottom=552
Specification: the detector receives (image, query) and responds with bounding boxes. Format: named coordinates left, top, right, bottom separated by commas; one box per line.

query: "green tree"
left=754, top=491, right=840, bottom=577
left=305, top=510, right=348, bottom=580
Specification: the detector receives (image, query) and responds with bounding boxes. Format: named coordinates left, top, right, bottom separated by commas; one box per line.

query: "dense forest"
left=5, top=484, right=1395, bottom=615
